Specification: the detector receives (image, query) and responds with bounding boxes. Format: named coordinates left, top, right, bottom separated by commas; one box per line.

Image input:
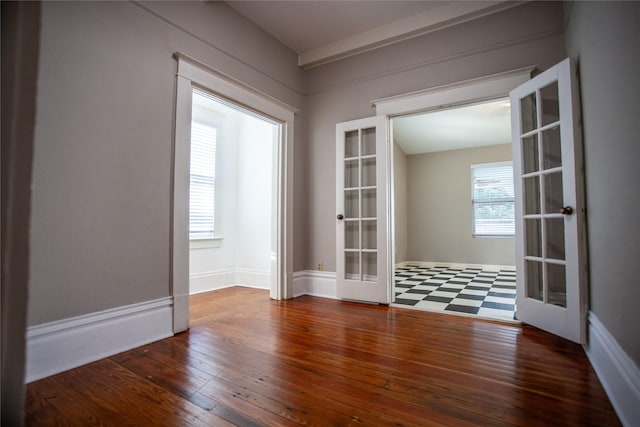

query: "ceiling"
left=393, top=98, right=512, bottom=155
left=225, top=1, right=517, bottom=68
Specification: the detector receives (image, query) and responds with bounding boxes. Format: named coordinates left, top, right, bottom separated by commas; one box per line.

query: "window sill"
left=472, top=234, right=515, bottom=239
left=190, top=237, right=223, bottom=249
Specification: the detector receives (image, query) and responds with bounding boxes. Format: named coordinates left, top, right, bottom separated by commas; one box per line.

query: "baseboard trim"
left=584, top=312, right=640, bottom=427
left=190, top=268, right=270, bottom=295
left=26, top=297, right=173, bottom=383
left=292, top=270, right=337, bottom=299
left=397, top=260, right=516, bottom=270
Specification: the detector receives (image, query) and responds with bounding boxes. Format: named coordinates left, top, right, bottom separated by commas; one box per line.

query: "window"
left=471, top=162, right=515, bottom=237
left=189, top=88, right=218, bottom=239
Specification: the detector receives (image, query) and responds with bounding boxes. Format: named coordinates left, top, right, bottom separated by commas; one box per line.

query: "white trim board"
left=190, top=268, right=271, bottom=295
left=373, top=66, right=534, bottom=117
left=584, top=312, right=640, bottom=427
left=396, top=261, right=516, bottom=271
left=26, top=297, right=173, bottom=383
left=292, top=270, right=338, bottom=299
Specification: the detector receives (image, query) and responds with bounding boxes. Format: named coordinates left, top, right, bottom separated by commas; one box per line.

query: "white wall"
left=190, top=111, right=276, bottom=294
left=406, top=144, right=514, bottom=266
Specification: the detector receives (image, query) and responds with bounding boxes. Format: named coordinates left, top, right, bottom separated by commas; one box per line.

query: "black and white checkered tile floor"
left=393, top=264, right=518, bottom=322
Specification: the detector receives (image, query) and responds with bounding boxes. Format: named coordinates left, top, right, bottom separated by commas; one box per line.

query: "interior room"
left=392, top=99, right=518, bottom=322
left=188, top=89, right=278, bottom=295
left=3, top=1, right=639, bottom=426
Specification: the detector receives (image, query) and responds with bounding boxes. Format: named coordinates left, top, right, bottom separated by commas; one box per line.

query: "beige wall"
left=405, top=144, right=514, bottom=266
left=28, top=1, right=304, bottom=325
left=304, top=1, right=566, bottom=271
left=564, top=1, right=640, bottom=365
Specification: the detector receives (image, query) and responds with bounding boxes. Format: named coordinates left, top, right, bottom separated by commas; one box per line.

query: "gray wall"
left=393, top=143, right=408, bottom=264
left=564, top=1, right=640, bottom=365
left=406, top=144, right=514, bottom=266
left=304, top=1, right=566, bottom=271
left=28, top=1, right=304, bottom=325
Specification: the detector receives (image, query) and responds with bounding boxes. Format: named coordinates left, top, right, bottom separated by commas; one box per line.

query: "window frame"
left=189, top=88, right=220, bottom=241
left=470, top=161, right=515, bottom=238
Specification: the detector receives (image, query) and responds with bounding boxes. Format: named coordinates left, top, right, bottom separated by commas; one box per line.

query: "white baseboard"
left=190, top=269, right=236, bottom=294
left=190, top=268, right=270, bottom=295
left=584, top=312, right=640, bottom=427
left=398, top=260, right=516, bottom=270
left=293, top=270, right=337, bottom=299
left=26, top=297, right=173, bottom=383
left=236, top=268, right=270, bottom=289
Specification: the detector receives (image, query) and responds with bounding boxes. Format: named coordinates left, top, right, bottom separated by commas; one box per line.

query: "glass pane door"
left=510, top=57, right=586, bottom=344
left=344, top=127, right=378, bottom=282
left=336, top=116, right=390, bottom=304
left=519, top=81, right=567, bottom=307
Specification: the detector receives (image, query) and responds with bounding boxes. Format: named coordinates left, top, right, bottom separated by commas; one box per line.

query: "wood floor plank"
left=26, top=286, right=621, bottom=426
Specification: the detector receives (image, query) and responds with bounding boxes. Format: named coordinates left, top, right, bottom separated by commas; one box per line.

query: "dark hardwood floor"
left=25, top=286, right=620, bottom=426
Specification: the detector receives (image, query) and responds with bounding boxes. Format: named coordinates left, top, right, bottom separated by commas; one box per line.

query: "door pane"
left=523, top=134, right=539, bottom=174
left=345, top=160, right=359, bottom=188
left=345, top=131, right=358, bottom=158
left=546, top=263, right=567, bottom=307
left=345, top=221, right=359, bottom=250
left=345, top=252, right=359, bottom=280
left=362, top=188, right=376, bottom=218
left=362, top=220, right=376, bottom=249
left=362, top=252, right=377, bottom=281
left=521, top=93, right=537, bottom=133
left=544, top=172, right=564, bottom=213
left=526, top=260, right=543, bottom=301
left=362, top=128, right=376, bottom=155
left=524, top=176, right=541, bottom=214
left=345, top=190, right=359, bottom=218
left=361, top=158, right=376, bottom=187
left=541, top=81, right=560, bottom=126
left=542, top=126, right=562, bottom=169
left=525, top=219, right=541, bottom=257
left=545, top=218, right=565, bottom=260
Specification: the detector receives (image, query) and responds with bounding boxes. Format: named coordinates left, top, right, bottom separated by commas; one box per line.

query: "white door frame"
left=171, top=53, right=297, bottom=333
left=372, top=66, right=534, bottom=299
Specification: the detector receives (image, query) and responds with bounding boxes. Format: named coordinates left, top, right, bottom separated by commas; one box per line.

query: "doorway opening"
left=390, top=98, right=518, bottom=322
left=188, top=89, right=280, bottom=297
left=172, top=54, right=296, bottom=333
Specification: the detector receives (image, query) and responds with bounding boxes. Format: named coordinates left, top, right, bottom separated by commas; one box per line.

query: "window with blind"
left=189, top=89, right=218, bottom=239
left=471, top=162, right=515, bottom=237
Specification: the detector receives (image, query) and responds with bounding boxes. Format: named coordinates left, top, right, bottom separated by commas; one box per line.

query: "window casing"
left=471, top=162, right=515, bottom=237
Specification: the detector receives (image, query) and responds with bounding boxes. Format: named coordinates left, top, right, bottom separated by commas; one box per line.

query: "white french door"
left=510, top=58, right=587, bottom=343
left=335, top=116, right=391, bottom=304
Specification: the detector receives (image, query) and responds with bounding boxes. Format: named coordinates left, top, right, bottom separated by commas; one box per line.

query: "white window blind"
left=471, top=163, right=515, bottom=237
left=189, top=90, right=217, bottom=239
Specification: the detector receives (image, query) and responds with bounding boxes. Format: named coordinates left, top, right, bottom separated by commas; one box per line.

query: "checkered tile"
left=394, top=264, right=517, bottom=322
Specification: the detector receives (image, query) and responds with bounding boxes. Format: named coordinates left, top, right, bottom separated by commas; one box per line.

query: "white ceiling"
left=393, top=98, right=512, bottom=155
left=225, top=0, right=517, bottom=68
